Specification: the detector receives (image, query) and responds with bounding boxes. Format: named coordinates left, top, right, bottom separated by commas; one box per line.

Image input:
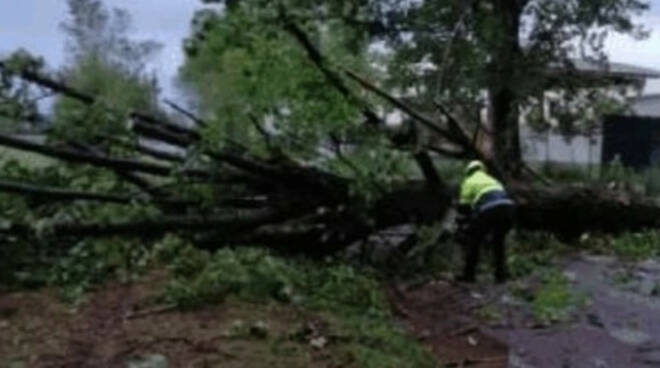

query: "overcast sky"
left=0, top=0, right=204, bottom=100
left=1, top=0, right=660, bottom=98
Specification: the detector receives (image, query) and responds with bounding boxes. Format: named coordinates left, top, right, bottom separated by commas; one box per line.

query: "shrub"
left=162, top=247, right=387, bottom=313
left=48, top=238, right=151, bottom=301
left=163, top=247, right=299, bottom=307
left=609, top=231, right=660, bottom=260
left=507, top=232, right=568, bottom=278
left=530, top=270, right=587, bottom=324
left=161, top=245, right=434, bottom=367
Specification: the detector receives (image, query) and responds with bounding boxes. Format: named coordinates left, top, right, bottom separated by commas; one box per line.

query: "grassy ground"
left=0, top=273, right=359, bottom=367
left=0, top=239, right=435, bottom=368
left=4, top=228, right=660, bottom=367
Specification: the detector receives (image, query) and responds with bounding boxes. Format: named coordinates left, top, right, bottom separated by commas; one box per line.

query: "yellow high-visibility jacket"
left=459, top=169, right=505, bottom=208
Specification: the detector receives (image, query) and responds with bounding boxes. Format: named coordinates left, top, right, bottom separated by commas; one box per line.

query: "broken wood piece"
left=124, top=304, right=178, bottom=320
left=449, top=324, right=478, bottom=337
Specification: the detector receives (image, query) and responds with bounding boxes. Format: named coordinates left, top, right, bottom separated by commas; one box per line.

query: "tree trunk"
left=486, top=0, right=524, bottom=175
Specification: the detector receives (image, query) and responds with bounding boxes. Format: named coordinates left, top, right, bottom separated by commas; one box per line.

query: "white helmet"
left=465, top=160, right=486, bottom=176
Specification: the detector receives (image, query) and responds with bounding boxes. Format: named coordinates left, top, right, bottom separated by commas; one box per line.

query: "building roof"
left=548, top=60, right=660, bottom=80
left=631, top=94, right=660, bottom=118
left=633, top=93, right=660, bottom=101
left=578, top=60, right=660, bottom=79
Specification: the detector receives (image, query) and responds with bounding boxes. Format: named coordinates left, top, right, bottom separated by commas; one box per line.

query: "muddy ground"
left=3, top=254, right=660, bottom=367
left=0, top=272, right=351, bottom=368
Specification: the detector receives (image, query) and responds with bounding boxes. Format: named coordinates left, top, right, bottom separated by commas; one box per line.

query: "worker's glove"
left=455, top=205, right=472, bottom=227
left=454, top=205, right=471, bottom=244
left=454, top=223, right=470, bottom=245
left=456, top=214, right=470, bottom=227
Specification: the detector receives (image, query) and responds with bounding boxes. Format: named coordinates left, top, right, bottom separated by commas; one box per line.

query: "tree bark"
left=0, top=134, right=208, bottom=178
left=512, top=185, right=660, bottom=240
left=3, top=210, right=302, bottom=239
left=96, top=135, right=186, bottom=163
left=163, top=99, right=208, bottom=128
left=486, top=0, right=525, bottom=174
left=0, top=178, right=194, bottom=206
left=0, top=61, right=200, bottom=146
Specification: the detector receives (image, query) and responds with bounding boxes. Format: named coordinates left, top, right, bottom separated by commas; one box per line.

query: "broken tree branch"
left=279, top=21, right=451, bottom=199
left=249, top=113, right=273, bottom=147
left=0, top=133, right=208, bottom=178
left=424, top=144, right=468, bottom=159
left=97, top=134, right=186, bottom=163
left=164, top=99, right=208, bottom=128
left=65, top=142, right=171, bottom=199
left=131, top=120, right=194, bottom=148
left=281, top=18, right=382, bottom=126
left=0, top=178, right=193, bottom=206
left=0, top=178, right=134, bottom=204
left=0, top=62, right=201, bottom=143
left=7, top=208, right=307, bottom=239
left=343, top=68, right=458, bottom=145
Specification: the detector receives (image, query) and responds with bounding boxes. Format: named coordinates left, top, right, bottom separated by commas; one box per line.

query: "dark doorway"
left=602, top=115, right=660, bottom=169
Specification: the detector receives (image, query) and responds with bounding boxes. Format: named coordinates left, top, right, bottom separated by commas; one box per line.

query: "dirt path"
left=392, top=281, right=510, bottom=367
left=0, top=272, right=349, bottom=368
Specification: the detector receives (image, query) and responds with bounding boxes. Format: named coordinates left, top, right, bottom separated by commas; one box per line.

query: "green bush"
left=609, top=231, right=660, bottom=260
left=162, top=247, right=387, bottom=313
left=507, top=232, right=568, bottom=278
left=576, top=230, right=660, bottom=260
left=161, top=246, right=434, bottom=367
left=153, top=234, right=209, bottom=277
left=530, top=270, right=586, bottom=324
left=163, top=247, right=298, bottom=307
left=538, top=162, right=597, bottom=183
left=639, top=168, right=660, bottom=197
left=535, top=160, right=660, bottom=198
left=433, top=160, right=466, bottom=182
left=48, top=238, right=151, bottom=301
left=0, top=240, right=52, bottom=290
left=0, top=235, right=152, bottom=300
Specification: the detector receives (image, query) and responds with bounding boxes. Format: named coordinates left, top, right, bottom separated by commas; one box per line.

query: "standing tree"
left=52, top=0, right=163, bottom=142
left=384, top=0, right=649, bottom=172
left=0, top=50, right=48, bottom=132
left=187, top=0, right=650, bottom=176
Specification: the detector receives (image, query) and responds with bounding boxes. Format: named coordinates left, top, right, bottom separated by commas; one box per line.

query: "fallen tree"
left=513, top=185, right=660, bottom=240
left=1, top=32, right=658, bottom=257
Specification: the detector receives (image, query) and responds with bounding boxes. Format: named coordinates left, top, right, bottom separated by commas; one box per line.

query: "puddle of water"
left=609, top=327, right=652, bottom=346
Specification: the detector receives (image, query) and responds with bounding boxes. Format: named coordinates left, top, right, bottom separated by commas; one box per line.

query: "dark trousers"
left=462, top=204, right=515, bottom=283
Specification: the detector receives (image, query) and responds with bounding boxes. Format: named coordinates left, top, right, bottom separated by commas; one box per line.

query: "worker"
left=456, top=160, right=515, bottom=283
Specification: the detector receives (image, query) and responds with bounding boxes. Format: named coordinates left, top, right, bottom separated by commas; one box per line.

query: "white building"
left=632, top=94, right=660, bottom=118
left=520, top=61, right=660, bottom=166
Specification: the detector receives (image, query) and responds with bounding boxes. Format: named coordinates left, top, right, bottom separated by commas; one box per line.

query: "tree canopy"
left=51, top=0, right=163, bottom=142
left=181, top=0, right=650, bottom=172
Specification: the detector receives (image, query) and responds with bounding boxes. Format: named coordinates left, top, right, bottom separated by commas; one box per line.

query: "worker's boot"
left=457, top=261, right=477, bottom=283
left=494, top=270, right=508, bottom=284
left=456, top=274, right=476, bottom=283
left=493, top=254, right=509, bottom=284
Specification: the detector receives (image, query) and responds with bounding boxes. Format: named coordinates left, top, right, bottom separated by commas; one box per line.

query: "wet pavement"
left=394, top=254, right=660, bottom=367
left=493, top=255, right=660, bottom=367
